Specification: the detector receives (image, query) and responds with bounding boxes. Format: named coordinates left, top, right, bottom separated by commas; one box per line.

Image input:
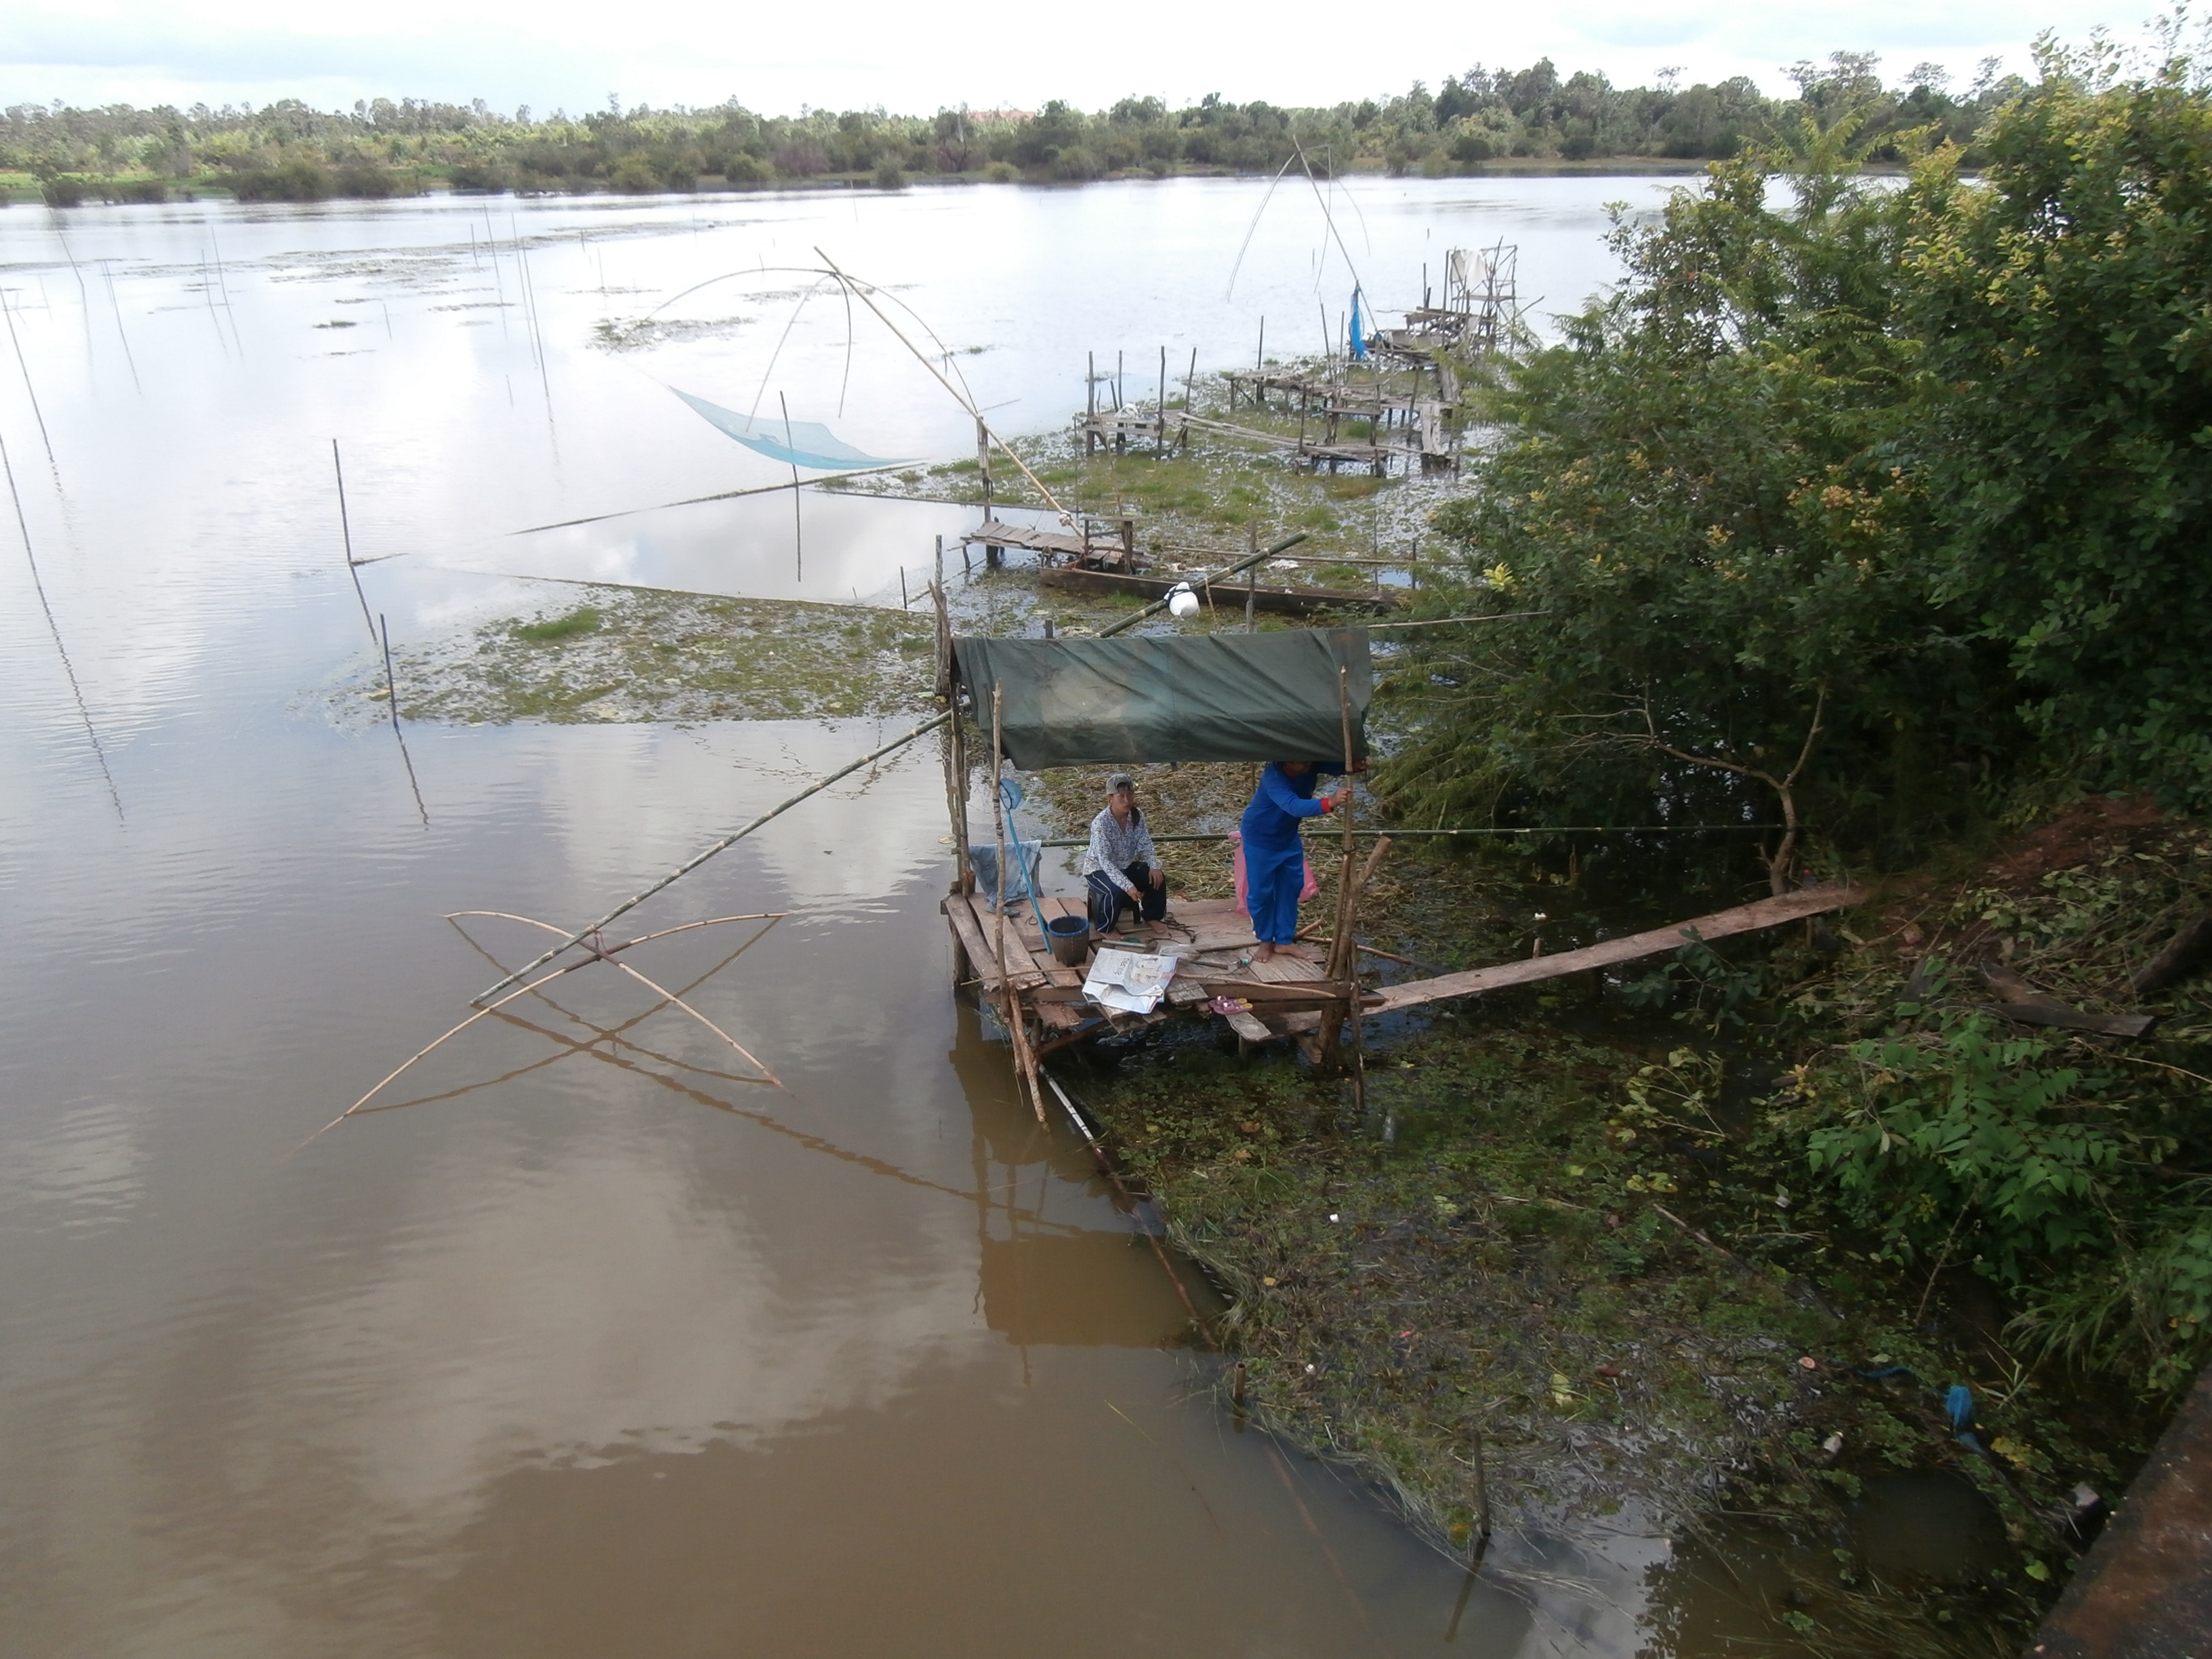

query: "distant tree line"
left=0, top=52, right=2023, bottom=205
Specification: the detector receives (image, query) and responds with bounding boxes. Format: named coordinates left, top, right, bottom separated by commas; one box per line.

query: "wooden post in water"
left=990, top=687, right=1048, bottom=1125
left=779, top=392, right=802, bottom=582
left=1157, top=345, right=1167, bottom=459
left=1183, top=346, right=1197, bottom=453
left=932, top=581, right=969, bottom=899
left=1256, top=316, right=1265, bottom=374
left=333, top=440, right=377, bottom=646
left=1086, top=352, right=1098, bottom=455
left=1245, top=524, right=1258, bottom=631
left=978, top=417, right=1000, bottom=569
left=991, top=687, right=1009, bottom=988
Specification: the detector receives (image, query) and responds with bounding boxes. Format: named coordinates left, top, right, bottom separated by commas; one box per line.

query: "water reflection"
left=0, top=181, right=1687, bottom=1656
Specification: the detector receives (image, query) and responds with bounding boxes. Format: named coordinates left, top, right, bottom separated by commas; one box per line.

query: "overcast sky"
left=0, top=0, right=2175, bottom=116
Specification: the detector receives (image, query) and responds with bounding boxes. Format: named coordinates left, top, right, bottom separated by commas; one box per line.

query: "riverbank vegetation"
left=2, top=52, right=2018, bottom=204
left=1013, top=27, right=2212, bottom=1648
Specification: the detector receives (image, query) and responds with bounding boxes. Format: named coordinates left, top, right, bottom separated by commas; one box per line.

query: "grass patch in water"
left=367, top=585, right=932, bottom=724
left=512, top=605, right=603, bottom=642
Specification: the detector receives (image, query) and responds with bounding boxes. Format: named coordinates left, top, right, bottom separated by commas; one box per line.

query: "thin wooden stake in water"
left=333, top=440, right=376, bottom=645
left=780, top=390, right=803, bottom=581
left=0, top=420, right=122, bottom=823
left=101, top=262, right=141, bottom=395
left=379, top=613, right=429, bottom=828
left=0, top=285, right=57, bottom=470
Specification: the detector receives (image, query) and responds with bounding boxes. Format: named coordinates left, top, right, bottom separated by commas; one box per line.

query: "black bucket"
left=1045, top=914, right=1091, bottom=967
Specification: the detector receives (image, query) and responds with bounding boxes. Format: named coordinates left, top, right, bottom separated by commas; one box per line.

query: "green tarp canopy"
left=953, top=629, right=1370, bottom=769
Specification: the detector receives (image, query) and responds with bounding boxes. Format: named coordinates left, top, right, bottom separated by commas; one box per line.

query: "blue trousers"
left=1087, top=861, right=1166, bottom=931
left=1243, top=835, right=1307, bottom=945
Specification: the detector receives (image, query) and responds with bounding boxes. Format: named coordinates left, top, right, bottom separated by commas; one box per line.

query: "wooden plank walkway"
left=945, top=882, right=1866, bottom=1052
left=1369, top=884, right=1867, bottom=1014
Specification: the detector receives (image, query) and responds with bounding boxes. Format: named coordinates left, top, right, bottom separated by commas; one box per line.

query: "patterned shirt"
left=1080, top=805, right=1158, bottom=897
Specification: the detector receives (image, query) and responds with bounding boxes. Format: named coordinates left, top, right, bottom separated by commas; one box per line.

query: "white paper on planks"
left=1082, top=946, right=1179, bottom=1015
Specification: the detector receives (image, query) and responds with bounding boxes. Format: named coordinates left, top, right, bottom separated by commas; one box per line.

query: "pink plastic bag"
left=1228, top=830, right=1319, bottom=910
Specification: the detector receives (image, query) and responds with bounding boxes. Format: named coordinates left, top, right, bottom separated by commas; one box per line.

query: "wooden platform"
left=963, top=517, right=1133, bottom=566
left=945, top=881, right=1868, bottom=1056
left=941, top=893, right=1361, bottom=1047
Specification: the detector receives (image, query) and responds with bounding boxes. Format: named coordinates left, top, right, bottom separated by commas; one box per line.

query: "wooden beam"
left=1368, top=883, right=1868, bottom=1014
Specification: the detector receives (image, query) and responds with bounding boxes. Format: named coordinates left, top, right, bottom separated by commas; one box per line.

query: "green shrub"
left=334, top=162, right=398, bottom=199
left=228, top=157, right=332, bottom=201
left=873, top=158, right=907, bottom=190
left=447, top=161, right=511, bottom=194
left=607, top=154, right=662, bottom=193
left=1797, top=1002, right=2138, bottom=1285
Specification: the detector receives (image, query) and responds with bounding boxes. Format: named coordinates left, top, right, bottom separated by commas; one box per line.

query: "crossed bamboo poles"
left=302, top=910, right=787, bottom=1148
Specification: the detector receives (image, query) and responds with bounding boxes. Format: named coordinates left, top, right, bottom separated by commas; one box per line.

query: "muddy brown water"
left=0, top=180, right=1857, bottom=1654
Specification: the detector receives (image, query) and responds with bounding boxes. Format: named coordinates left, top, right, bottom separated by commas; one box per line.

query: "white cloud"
left=0, top=0, right=2174, bottom=114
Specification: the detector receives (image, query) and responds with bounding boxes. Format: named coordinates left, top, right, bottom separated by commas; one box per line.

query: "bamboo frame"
left=306, top=910, right=787, bottom=1149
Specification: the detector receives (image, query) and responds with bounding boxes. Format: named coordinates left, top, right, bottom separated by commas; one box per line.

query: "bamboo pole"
left=472, top=710, right=949, bottom=1004
left=1245, top=524, right=1258, bottom=630
left=1097, top=531, right=1307, bottom=638
left=1157, top=344, right=1167, bottom=458
left=1319, top=668, right=1360, bottom=1071
left=811, top=249, right=1070, bottom=520
left=991, top=687, right=1049, bottom=1126
left=0, top=284, right=56, bottom=470
left=992, top=684, right=1008, bottom=995
left=379, top=613, right=430, bottom=828
left=333, top=440, right=376, bottom=646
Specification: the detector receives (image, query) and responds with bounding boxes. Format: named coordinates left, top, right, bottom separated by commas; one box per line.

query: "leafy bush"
left=1774, top=965, right=2212, bottom=1399
left=1904, top=34, right=2212, bottom=812
left=1385, top=151, right=2012, bottom=884
left=334, top=162, right=399, bottom=198
left=1795, top=1002, right=2139, bottom=1284
left=447, top=160, right=511, bottom=193
left=228, top=156, right=333, bottom=201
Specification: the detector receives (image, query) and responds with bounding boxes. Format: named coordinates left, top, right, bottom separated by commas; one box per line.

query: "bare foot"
left=1275, top=942, right=1314, bottom=961
left=1254, top=942, right=1277, bottom=963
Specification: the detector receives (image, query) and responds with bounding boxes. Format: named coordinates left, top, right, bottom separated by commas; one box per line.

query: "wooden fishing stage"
left=943, top=891, right=1372, bottom=1053
left=943, top=878, right=1867, bottom=1061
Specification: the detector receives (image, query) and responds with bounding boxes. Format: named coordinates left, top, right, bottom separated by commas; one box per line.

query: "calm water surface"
left=0, top=176, right=1681, bottom=1656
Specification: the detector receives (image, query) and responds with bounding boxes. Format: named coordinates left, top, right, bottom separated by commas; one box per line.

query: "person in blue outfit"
left=1240, top=759, right=1360, bottom=961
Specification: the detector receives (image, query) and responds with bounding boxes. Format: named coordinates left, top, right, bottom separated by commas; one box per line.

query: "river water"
left=0, top=175, right=1683, bottom=1656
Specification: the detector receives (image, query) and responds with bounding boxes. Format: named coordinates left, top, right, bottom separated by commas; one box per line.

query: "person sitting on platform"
left=1240, top=758, right=1361, bottom=962
left=1082, top=772, right=1167, bottom=935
